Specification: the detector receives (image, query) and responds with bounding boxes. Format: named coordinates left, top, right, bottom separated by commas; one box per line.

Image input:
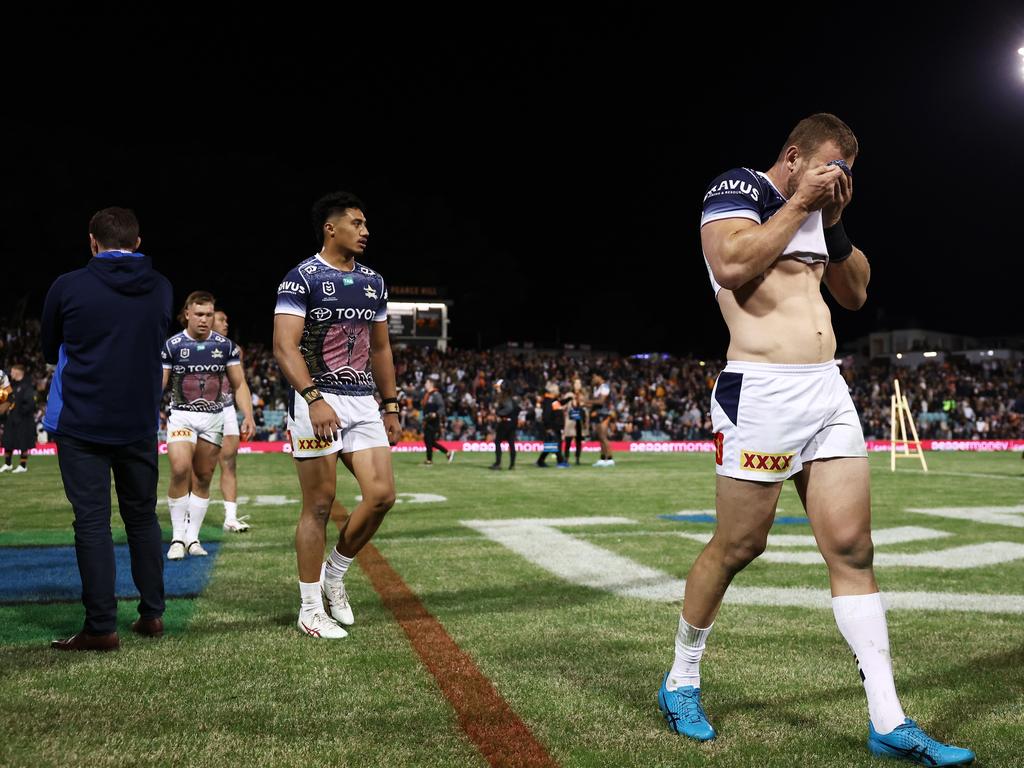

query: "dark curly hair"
left=312, top=191, right=365, bottom=244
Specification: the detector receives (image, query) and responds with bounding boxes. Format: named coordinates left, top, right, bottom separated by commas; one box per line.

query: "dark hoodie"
left=41, top=251, right=172, bottom=444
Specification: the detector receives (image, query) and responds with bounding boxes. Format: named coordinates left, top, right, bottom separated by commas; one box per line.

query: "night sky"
left=3, top=6, right=1023, bottom=357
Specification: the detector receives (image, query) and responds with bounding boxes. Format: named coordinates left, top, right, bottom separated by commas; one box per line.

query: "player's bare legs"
left=681, top=476, right=782, bottom=627
left=335, top=447, right=396, bottom=557
left=166, top=439, right=219, bottom=557
left=794, top=457, right=876, bottom=596
left=293, top=453, right=338, bottom=582
left=330, top=498, right=350, bottom=531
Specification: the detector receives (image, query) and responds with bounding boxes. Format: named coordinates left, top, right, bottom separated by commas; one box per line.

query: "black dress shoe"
left=51, top=631, right=120, bottom=652
left=131, top=616, right=164, bottom=638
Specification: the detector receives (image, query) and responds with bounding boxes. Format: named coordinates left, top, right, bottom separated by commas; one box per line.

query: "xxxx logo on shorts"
left=295, top=436, right=334, bottom=451
left=713, top=432, right=725, bottom=466
left=170, top=429, right=194, bottom=438
left=740, top=450, right=794, bottom=473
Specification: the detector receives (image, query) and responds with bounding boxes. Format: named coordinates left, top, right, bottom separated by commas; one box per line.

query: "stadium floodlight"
left=896, top=353, right=903, bottom=359
left=923, top=351, right=938, bottom=358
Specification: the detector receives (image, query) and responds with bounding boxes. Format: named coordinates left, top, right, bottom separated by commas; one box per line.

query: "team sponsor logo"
left=170, top=428, right=194, bottom=438
left=161, top=350, right=169, bottom=360
left=311, top=307, right=377, bottom=321
left=294, top=436, right=334, bottom=451
left=171, top=336, right=181, bottom=344
left=304, top=264, right=318, bottom=274
left=704, top=177, right=760, bottom=202
left=211, top=349, right=224, bottom=358
left=180, top=348, right=190, bottom=359
left=187, top=364, right=226, bottom=372
left=383, top=289, right=388, bottom=300
left=359, top=266, right=376, bottom=276
left=714, top=431, right=724, bottom=465
left=363, top=284, right=378, bottom=299
left=173, top=365, right=186, bottom=373
left=231, top=346, right=239, bottom=357
left=323, top=281, right=336, bottom=297
left=310, top=307, right=333, bottom=322
left=278, top=280, right=306, bottom=294
left=342, top=276, right=354, bottom=286
left=740, top=449, right=794, bottom=472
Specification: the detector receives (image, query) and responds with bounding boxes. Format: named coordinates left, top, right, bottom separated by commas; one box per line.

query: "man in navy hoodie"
left=42, top=207, right=173, bottom=651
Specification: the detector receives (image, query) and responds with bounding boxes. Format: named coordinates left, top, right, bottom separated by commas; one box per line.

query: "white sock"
left=168, top=495, right=189, bottom=542
left=667, top=616, right=713, bottom=690
left=185, top=495, right=211, bottom=544
left=832, top=593, right=907, bottom=733
left=299, top=581, right=323, bottom=614
left=324, top=548, right=354, bottom=582
left=224, top=501, right=238, bottom=523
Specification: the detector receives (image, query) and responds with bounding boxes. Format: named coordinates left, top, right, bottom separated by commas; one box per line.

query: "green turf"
left=1, top=451, right=1022, bottom=767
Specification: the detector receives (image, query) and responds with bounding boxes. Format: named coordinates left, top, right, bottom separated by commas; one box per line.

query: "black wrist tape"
left=824, top=221, right=853, bottom=262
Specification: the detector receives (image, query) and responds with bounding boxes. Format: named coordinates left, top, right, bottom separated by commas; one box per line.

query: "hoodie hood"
left=86, top=252, right=159, bottom=296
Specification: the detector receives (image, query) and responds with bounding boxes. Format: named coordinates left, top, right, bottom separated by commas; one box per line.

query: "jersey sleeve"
left=700, top=168, right=763, bottom=227
left=374, top=275, right=388, bottom=322
left=226, top=340, right=242, bottom=367
left=161, top=339, right=173, bottom=369
left=275, top=267, right=309, bottom=318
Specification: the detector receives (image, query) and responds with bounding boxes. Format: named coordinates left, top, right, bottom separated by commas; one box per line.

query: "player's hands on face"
left=821, top=167, right=853, bottom=227
left=383, top=413, right=401, bottom=446
left=310, top=399, right=341, bottom=442
left=240, top=417, right=256, bottom=442
left=794, top=164, right=845, bottom=213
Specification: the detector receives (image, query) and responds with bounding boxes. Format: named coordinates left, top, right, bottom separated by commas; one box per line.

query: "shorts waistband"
left=723, top=360, right=839, bottom=375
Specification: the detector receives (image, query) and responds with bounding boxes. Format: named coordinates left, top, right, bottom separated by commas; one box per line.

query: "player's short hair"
left=89, top=207, right=140, bottom=250
left=312, top=191, right=365, bottom=244
left=779, top=113, right=858, bottom=161
left=178, top=291, right=216, bottom=327
left=10, top=363, right=25, bottom=373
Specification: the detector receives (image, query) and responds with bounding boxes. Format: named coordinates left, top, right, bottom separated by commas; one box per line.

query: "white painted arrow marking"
left=907, top=505, right=1024, bottom=528
left=462, top=517, right=1024, bottom=614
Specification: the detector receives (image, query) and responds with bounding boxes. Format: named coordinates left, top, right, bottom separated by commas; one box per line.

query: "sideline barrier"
left=8, top=439, right=1024, bottom=456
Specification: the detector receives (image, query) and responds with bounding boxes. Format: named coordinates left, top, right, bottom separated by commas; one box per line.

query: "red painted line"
left=358, top=543, right=560, bottom=768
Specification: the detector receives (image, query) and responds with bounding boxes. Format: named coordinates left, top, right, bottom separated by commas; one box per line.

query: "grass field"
left=1, top=451, right=1022, bottom=767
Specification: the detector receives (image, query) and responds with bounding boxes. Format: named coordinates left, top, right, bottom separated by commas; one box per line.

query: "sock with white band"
left=832, top=593, right=907, bottom=734
left=667, top=616, right=713, bottom=691
left=224, top=501, right=238, bottom=524
left=185, top=495, right=211, bottom=544
left=299, top=581, right=322, bottom=613
left=324, top=548, right=354, bottom=582
left=168, top=495, right=189, bottom=542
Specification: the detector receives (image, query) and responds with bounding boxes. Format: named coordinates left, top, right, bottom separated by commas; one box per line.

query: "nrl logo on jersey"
left=323, top=281, right=336, bottom=297
left=180, top=348, right=190, bottom=359
left=363, top=284, right=378, bottom=299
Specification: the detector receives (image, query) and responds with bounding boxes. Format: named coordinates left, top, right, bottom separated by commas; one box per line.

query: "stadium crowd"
left=2, top=321, right=1022, bottom=446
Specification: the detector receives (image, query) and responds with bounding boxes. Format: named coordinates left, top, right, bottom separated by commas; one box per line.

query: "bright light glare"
left=923, top=351, right=938, bottom=358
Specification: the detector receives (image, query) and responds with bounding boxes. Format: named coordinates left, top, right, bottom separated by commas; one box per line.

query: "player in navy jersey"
left=273, top=191, right=400, bottom=640
left=162, top=292, right=255, bottom=560
left=655, top=114, right=974, bottom=766
left=207, top=309, right=253, bottom=532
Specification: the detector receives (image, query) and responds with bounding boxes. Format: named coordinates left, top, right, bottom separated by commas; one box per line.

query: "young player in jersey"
left=162, top=292, right=255, bottom=560
left=208, top=309, right=252, bottom=532
left=273, top=191, right=400, bottom=640
left=656, top=114, right=974, bottom=766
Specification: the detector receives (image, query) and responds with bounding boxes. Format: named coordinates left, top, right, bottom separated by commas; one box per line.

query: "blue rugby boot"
left=657, top=673, right=716, bottom=741
left=868, top=718, right=974, bottom=765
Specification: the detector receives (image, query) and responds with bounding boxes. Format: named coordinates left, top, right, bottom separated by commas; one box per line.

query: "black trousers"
left=494, top=419, right=516, bottom=467
left=55, top=434, right=165, bottom=634
left=424, top=422, right=447, bottom=461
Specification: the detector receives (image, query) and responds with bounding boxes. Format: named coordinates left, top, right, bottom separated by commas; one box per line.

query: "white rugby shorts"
left=167, top=408, right=226, bottom=447
left=288, top=392, right=389, bottom=458
left=222, top=404, right=240, bottom=437
left=710, top=360, right=866, bottom=482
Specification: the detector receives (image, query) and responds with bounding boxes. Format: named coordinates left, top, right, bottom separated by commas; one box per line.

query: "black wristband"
left=824, top=220, right=853, bottom=262
left=382, top=397, right=399, bottom=406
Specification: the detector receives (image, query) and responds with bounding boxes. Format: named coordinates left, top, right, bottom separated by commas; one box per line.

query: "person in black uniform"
left=0, top=364, right=36, bottom=473
left=490, top=379, right=517, bottom=470
left=421, top=379, right=453, bottom=465
left=536, top=382, right=569, bottom=468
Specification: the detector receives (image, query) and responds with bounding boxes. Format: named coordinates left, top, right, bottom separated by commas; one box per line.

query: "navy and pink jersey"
left=700, top=167, right=828, bottom=294
left=161, top=331, right=240, bottom=412
left=274, top=254, right=388, bottom=397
